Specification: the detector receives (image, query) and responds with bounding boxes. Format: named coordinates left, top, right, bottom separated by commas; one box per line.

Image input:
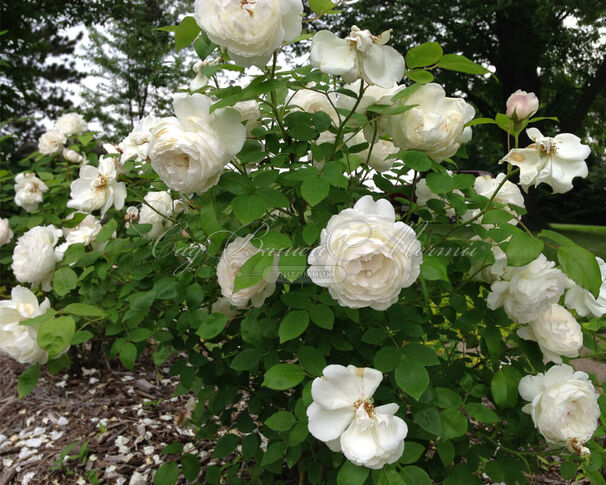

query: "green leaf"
left=96, top=218, right=117, bottom=244
left=337, top=461, right=369, bottom=485
left=440, top=408, right=468, bottom=440
left=63, top=303, right=105, bottom=317
left=62, top=212, right=87, bottom=228
left=251, top=231, right=292, bottom=250
left=279, top=310, right=309, bottom=343
left=52, top=267, right=78, bottom=296
left=434, top=387, right=463, bottom=409
left=278, top=254, right=307, bottom=283
left=20, top=308, right=56, bottom=327
left=406, top=42, right=443, bottom=68
left=265, top=411, right=296, bottom=432
left=438, top=54, right=490, bottom=75
left=413, top=406, right=442, bottom=436
left=284, top=111, right=318, bottom=141
left=379, top=469, right=406, bottom=485
left=504, top=230, right=544, bottom=267
left=401, top=466, right=432, bottom=485
left=466, top=117, right=497, bottom=127
left=18, top=365, right=40, bottom=399
left=232, top=194, right=266, bottom=224
left=261, top=441, right=286, bottom=466
left=401, top=442, right=425, bottom=464
left=213, top=433, right=239, bottom=459
left=395, top=359, right=429, bottom=400
left=421, top=256, right=449, bottom=282
left=231, top=348, right=261, bottom=371
left=193, top=31, right=214, bottom=61
left=407, top=69, right=434, bottom=84
left=37, top=316, right=75, bottom=358
left=71, top=330, right=94, bottom=345
left=309, top=304, right=334, bottom=330
left=157, top=16, right=200, bottom=51
left=309, top=0, right=337, bottom=15
left=400, top=150, right=432, bottom=171
left=262, top=364, right=305, bottom=390
left=120, top=342, right=137, bottom=370
left=297, top=345, right=326, bottom=376
left=181, top=454, right=200, bottom=481
left=196, top=313, right=228, bottom=340
left=437, top=440, right=455, bottom=466
left=558, top=245, right=601, bottom=299
left=373, top=346, right=402, bottom=372
left=426, top=172, right=454, bottom=193
left=154, top=462, right=178, bottom=485
left=491, top=368, right=520, bottom=408
left=402, top=343, right=439, bottom=366
left=233, top=252, right=275, bottom=293
left=465, top=402, right=499, bottom=424
left=301, top=177, right=330, bottom=206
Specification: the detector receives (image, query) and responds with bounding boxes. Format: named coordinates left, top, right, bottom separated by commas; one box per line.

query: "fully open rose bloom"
left=148, top=93, right=245, bottom=194
left=517, top=303, right=583, bottom=363
left=487, top=254, right=566, bottom=323
left=119, top=115, right=159, bottom=164
left=506, top=90, right=539, bottom=121
left=564, top=256, right=606, bottom=318
left=502, top=128, right=590, bottom=193
left=55, top=113, right=87, bottom=136
left=139, top=191, right=185, bottom=238
left=194, top=0, right=303, bottom=68
left=308, top=195, right=422, bottom=311
left=55, top=215, right=104, bottom=260
left=12, top=225, right=62, bottom=291
left=386, top=83, right=475, bottom=162
left=38, top=129, right=66, bottom=156
left=307, top=365, right=407, bottom=469
left=0, top=218, right=13, bottom=247
left=216, top=235, right=278, bottom=308
left=67, top=156, right=127, bottom=216
left=519, top=364, right=600, bottom=450
left=311, top=26, right=405, bottom=88
left=14, top=173, right=48, bottom=213
left=0, top=286, right=51, bottom=364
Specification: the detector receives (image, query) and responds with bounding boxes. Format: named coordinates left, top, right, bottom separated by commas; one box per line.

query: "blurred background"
left=1, top=0, right=605, bottom=228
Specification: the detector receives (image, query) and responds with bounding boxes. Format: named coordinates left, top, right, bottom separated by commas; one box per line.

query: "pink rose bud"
left=506, top=90, right=539, bottom=121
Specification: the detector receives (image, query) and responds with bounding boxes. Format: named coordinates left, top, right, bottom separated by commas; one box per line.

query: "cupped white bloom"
left=119, top=115, right=159, bottom=164
left=0, top=218, right=13, bottom=247
left=501, top=128, right=590, bottom=193
left=194, top=0, right=303, bottom=68
left=55, top=214, right=103, bottom=260
left=62, top=148, right=85, bottom=164
left=0, top=286, right=51, bottom=364
left=365, top=139, right=399, bottom=172
left=216, top=235, right=278, bottom=308
left=307, top=365, right=407, bottom=469
left=311, top=26, right=405, bottom=88
left=474, top=173, right=525, bottom=225
left=487, top=254, right=567, bottom=323
left=38, top=130, right=66, bottom=156
left=234, top=100, right=263, bottom=136
left=12, top=225, right=62, bottom=291
left=506, top=90, right=539, bottom=121
left=148, top=93, right=246, bottom=194
left=469, top=236, right=508, bottom=283
left=67, top=157, right=127, bottom=216
left=308, top=195, right=422, bottom=311
left=55, top=113, right=87, bottom=136
left=139, top=191, right=184, bottom=238
left=517, top=303, right=583, bottom=363
left=386, top=83, right=475, bottom=162
left=290, top=88, right=339, bottom=123
left=14, top=173, right=49, bottom=213
left=564, top=257, right=606, bottom=318
left=518, top=364, right=600, bottom=447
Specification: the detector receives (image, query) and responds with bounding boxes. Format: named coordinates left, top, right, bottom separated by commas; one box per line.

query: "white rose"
left=506, top=90, right=539, bottom=121
left=119, top=115, right=159, bottom=164
left=308, top=195, right=422, bottom=310
left=517, top=304, right=583, bottom=363
left=216, top=235, right=278, bottom=308
left=12, top=225, right=62, bottom=291
left=67, top=157, right=127, bottom=216
left=148, top=93, right=246, bottom=194
left=0, top=286, right=51, bottom=364
left=386, top=83, right=475, bottom=162
left=290, top=88, right=339, bottom=123
left=414, top=171, right=463, bottom=219
left=365, top=139, right=399, bottom=172
left=14, top=173, right=49, bottom=213
left=63, top=148, right=85, bottom=164
left=55, top=113, right=87, bottom=136
left=564, top=257, right=606, bottom=318
left=469, top=237, right=507, bottom=283
left=473, top=173, right=525, bottom=225
left=55, top=214, right=103, bottom=260
left=501, top=128, right=590, bottom=194
left=234, top=100, right=263, bottom=136
left=307, top=365, right=407, bottom=470
left=210, top=297, right=239, bottom=321
left=194, top=0, right=303, bottom=68
left=190, top=60, right=209, bottom=91
left=0, top=218, right=13, bottom=247
left=38, top=129, right=66, bottom=155
left=519, top=364, right=600, bottom=448
left=311, top=26, right=405, bottom=88
left=139, top=191, right=183, bottom=238
left=487, top=254, right=567, bottom=323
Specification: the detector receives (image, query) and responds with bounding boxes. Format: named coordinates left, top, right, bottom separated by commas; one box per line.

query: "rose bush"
left=0, top=4, right=605, bottom=485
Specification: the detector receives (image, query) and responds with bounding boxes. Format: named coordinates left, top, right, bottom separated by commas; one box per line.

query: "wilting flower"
left=386, top=83, right=475, bottom=162
left=148, top=93, right=245, bottom=194
left=502, top=128, right=590, bottom=194
left=487, top=254, right=567, bottom=323
left=55, top=215, right=104, bottom=260
left=564, top=256, right=606, bottom=318
left=139, top=191, right=185, bottom=238
left=194, top=0, right=303, bottom=68
left=234, top=100, right=263, bottom=136
left=0, top=286, right=51, bottom=364
left=12, top=225, right=62, bottom=291
left=67, top=157, right=127, bottom=216
left=308, top=195, right=422, bottom=311
left=506, top=90, right=539, bottom=121
left=0, top=218, right=13, bottom=247
left=519, top=364, right=600, bottom=449
left=311, top=26, right=405, bottom=88
left=14, top=173, right=49, bottom=213
left=63, top=148, right=85, bottom=164
left=216, top=235, right=278, bottom=308
left=307, top=365, right=407, bottom=469
left=473, top=173, right=525, bottom=225
left=119, top=115, right=159, bottom=164
left=517, top=303, right=583, bottom=363
left=55, top=113, right=87, bottom=136
left=38, top=130, right=66, bottom=156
